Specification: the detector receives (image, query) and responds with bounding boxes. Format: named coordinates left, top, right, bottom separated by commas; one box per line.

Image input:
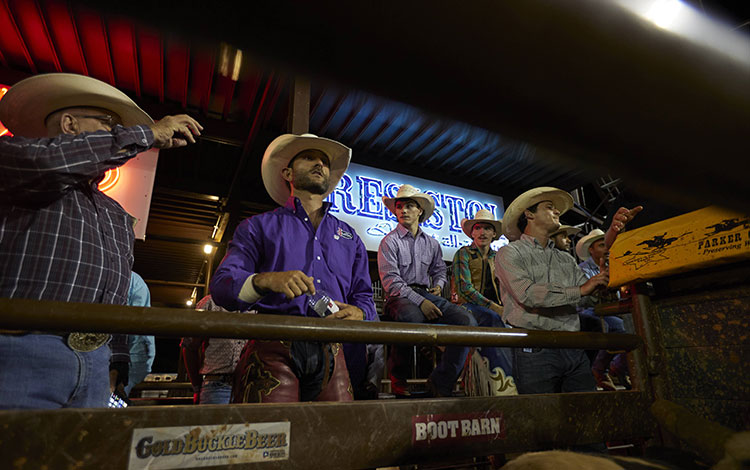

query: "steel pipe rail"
left=0, top=298, right=642, bottom=350
left=594, top=299, right=633, bottom=317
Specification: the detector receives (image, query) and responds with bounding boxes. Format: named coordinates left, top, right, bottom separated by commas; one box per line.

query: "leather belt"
left=0, top=330, right=110, bottom=352
left=203, top=373, right=233, bottom=382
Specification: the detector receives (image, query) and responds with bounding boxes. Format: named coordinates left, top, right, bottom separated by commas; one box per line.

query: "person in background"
left=550, top=225, right=580, bottom=254
left=181, top=295, right=248, bottom=404
left=576, top=229, right=630, bottom=390
left=123, top=272, right=156, bottom=397
left=378, top=184, right=476, bottom=397
left=452, top=209, right=516, bottom=395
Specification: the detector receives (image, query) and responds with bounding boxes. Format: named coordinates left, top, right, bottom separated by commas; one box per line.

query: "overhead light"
left=203, top=244, right=214, bottom=254
left=186, top=299, right=193, bottom=307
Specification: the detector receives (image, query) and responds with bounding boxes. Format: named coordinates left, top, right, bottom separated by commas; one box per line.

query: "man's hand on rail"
left=330, top=301, right=365, bottom=321
left=253, top=271, right=316, bottom=299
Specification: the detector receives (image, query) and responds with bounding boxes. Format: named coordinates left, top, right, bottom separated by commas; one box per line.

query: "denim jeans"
left=200, top=379, right=233, bottom=404
left=512, top=347, right=596, bottom=394
left=0, top=334, right=110, bottom=409
left=384, top=289, right=476, bottom=396
left=125, top=335, right=156, bottom=395
left=462, top=303, right=514, bottom=378
left=579, top=310, right=627, bottom=374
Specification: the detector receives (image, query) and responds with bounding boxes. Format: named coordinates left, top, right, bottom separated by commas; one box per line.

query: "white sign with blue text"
left=325, top=163, right=506, bottom=261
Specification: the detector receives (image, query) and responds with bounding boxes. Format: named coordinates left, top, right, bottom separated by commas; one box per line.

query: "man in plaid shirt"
left=0, top=73, right=201, bottom=409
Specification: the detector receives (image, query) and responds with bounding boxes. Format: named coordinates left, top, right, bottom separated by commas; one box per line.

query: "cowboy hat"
left=0, top=73, right=153, bottom=137
left=502, top=186, right=574, bottom=241
left=261, top=133, right=351, bottom=206
left=461, top=209, right=502, bottom=240
left=576, top=229, right=606, bottom=259
left=383, top=184, right=435, bottom=222
left=550, top=225, right=581, bottom=238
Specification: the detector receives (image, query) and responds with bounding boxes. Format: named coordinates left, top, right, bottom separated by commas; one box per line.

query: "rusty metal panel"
left=664, top=346, right=750, bottom=402
left=0, top=392, right=655, bottom=470
left=671, top=398, right=750, bottom=433
left=656, top=288, right=750, bottom=348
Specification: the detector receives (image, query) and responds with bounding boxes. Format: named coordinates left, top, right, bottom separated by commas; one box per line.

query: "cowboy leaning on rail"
left=0, top=73, right=202, bottom=409
left=493, top=187, right=641, bottom=394
left=210, top=134, right=377, bottom=403
left=451, top=209, right=517, bottom=396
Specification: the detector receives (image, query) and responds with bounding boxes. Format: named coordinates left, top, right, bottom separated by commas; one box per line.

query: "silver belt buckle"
left=67, top=332, right=110, bottom=352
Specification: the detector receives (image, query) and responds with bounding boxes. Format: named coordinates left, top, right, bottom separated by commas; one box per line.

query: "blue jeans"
left=384, top=289, right=476, bottom=396
left=579, top=311, right=627, bottom=374
left=200, top=379, right=233, bottom=404
left=512, top=347, right=595, bottom=394
left=125, top=335, right=156, bottom=395
left=0, top=334, right=110, bottom=409
left=463, top=303, right=514, bottom=378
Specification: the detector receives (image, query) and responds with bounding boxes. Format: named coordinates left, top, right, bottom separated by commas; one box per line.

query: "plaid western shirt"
left=452, top=243, right=498, bottom=308
left=0, top=125, right=154, bottom=306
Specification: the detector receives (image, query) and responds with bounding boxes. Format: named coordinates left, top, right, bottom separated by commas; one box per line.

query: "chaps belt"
left=0, top=330, right=110, bottom=352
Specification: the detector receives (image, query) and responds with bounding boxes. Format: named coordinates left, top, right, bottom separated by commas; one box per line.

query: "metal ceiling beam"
left=287, top=75, right=310, bottom=134
left=86, top=0, right=750, bottom=209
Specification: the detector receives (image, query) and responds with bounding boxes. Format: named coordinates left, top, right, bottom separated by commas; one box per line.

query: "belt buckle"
left=67, top=332, right=110, bottom=352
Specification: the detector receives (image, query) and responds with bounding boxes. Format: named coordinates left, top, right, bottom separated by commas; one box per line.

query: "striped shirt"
left=495, top=234, right=594, bottom=331
left=377, top=223, right=447, bottom=306
left=0, top=125, right=153, bottom=305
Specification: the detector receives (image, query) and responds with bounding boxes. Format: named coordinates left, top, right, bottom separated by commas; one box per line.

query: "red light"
left=0, top=86, right=11, bottom=138
left=98, top=167, right=120, bottom=192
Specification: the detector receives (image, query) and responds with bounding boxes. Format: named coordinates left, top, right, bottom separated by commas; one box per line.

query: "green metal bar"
left=0, top=392, right=655, bottom=469
left=0, top=298, right=642, bottom=350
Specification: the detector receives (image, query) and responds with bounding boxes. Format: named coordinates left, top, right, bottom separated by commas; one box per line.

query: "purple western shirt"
left=209, top=196, right=377, bottom=320
left=377, top=223, right=447, bottom=306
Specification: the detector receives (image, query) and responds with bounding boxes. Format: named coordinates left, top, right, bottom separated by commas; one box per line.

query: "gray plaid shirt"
left=495, top=234, right=595, bottom=331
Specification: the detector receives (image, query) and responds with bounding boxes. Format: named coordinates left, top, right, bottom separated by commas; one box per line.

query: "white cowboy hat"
left=461, top=209, right=502, bottom=240
left=502, top=186, right=574, bottom=241
left=382, top=184, right=435, bottom=222
left=550, top=225, right=581, bottom=238
left=0, top=73, right=153, bottom=137
left=576, top=229, right=606, bottom=259
left=261, top=133, right=351, bottom=206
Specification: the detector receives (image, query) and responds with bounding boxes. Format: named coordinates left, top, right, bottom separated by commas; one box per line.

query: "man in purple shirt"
left=210, top=133, right=376, bottom=403
left=0, top=73, right=201, bottom=409
left=378, top=184, right=476, bottom=397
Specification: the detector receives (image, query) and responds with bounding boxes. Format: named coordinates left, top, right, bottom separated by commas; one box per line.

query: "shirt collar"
left=396, top=223, right=422, bottom=239
left=469, top=242, right=496, bottom=258
left=520, top=233, right=555, bottom=249
left=284, top=196, right=332, bottom=218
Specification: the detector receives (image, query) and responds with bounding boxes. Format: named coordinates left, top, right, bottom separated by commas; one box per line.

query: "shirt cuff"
left=565, top=285, right=582, bottom=304
left=238, top=274, right=262, bottom=303
left=406, top=289, right=427, bottom=307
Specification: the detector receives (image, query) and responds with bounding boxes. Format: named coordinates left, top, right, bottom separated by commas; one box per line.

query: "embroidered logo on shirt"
left=336, top=227, right=353, bottom=240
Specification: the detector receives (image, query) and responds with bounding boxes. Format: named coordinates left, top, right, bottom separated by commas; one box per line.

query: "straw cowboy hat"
left=383, top=184, right=435, bottom=222
left=261, top=133, right=351, bottom=206
left=502, top=186, right=574, bottom=241
left=461, top=209, right=502, bottom=240
left=550, top=225, right=581, bottom=238
left=576, top=229, right=606, bottom=259
left=0, top=73, right=153, bottom=138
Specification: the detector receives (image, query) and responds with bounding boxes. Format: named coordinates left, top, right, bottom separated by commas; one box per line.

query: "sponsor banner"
left=609, top=206, right=750, bottom=286
left=325, top=163, right=506, bottom=260
left=411, top=412, right=506, bottom=448
left=128, top=421, right=289, bottom=470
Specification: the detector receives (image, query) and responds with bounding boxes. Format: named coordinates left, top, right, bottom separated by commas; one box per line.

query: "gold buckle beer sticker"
left=128, top=422, right=290, bottom=469
left=67, top=332, right=110, bottom=352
